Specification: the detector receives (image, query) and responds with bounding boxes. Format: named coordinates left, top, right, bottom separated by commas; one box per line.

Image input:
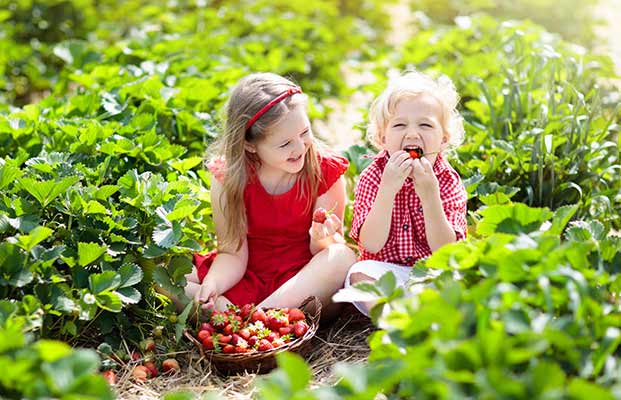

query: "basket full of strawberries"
left=185, top=296, right=321, bottom=374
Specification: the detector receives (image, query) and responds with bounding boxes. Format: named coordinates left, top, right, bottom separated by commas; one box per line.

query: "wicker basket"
left=184, top=296, right=322, bottom=374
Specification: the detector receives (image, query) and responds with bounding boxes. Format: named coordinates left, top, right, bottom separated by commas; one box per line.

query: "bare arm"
left=195, top=178, right=248, bottom=302
left=412, top=157, right=456, bottom=251
left=309, top=175, right=347, bottom=255
left=359, top=151, right=411, bottom=253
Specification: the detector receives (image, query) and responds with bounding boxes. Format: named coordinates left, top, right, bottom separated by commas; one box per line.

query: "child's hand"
left=411, top=157, right=440, bottom=201
left=195, top=280, right=218, bottom=311
left=309, top=213, right=342, bottom=242
left=380, top=150, right=413, bottom=196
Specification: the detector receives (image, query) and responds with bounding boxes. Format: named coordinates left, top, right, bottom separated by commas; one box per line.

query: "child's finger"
left=420, top=156, right=433, bottom=172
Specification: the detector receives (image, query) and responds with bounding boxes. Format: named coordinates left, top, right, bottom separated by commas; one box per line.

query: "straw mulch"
left=115, top=305, right=375, bottom=400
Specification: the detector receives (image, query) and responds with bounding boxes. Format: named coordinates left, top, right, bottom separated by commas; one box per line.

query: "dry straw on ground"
left=115, top=306, right=375, bottom=400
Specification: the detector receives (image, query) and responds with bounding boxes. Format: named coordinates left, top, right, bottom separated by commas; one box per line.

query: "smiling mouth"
left=288, top=154, right=303, bottom=162
left=403, top=146, right=423, bottom=159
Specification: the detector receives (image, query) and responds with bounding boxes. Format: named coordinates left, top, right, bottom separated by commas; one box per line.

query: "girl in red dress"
left=187, top=72, right=357, bottom=313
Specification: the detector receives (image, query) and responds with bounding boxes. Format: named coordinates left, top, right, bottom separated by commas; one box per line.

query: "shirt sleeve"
left=349, top=164, right=382, bottom=242
left=438, top=169, right=468, bottom=241
left=317, top=152, right=349, bottom=196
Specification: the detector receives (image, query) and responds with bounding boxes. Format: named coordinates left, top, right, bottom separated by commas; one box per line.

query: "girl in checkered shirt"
left=340, top=71, right=468, bottom=316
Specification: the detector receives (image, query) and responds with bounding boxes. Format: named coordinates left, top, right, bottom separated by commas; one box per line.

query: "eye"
left=392, top=123, right=406, bottom=128
left=420, top=123, right=433, bottom=128
left=279, top=141, right=290, bottom=148
left=300, top=129, right=309, bottom=136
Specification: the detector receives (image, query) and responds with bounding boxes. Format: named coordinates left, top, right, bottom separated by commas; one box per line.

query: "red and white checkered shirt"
left=350, top=150, right=467, bottom=266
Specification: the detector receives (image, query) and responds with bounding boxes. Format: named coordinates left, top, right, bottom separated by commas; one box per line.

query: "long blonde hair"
left=210, top=73, right=321, bottom=250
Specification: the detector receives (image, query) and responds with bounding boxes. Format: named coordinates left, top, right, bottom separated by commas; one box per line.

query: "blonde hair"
left=367, top=70, right=465, bottom=150
left=210, top=72, right=321, bottom=250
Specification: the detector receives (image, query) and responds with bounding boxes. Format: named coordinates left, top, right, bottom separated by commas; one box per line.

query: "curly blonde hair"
left=367, top=70, right=465, bottom=150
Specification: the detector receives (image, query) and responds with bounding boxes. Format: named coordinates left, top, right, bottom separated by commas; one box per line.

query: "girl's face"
left=247, top=106, right=313, bottom=176
left=381, top=93, right=449, bottom=164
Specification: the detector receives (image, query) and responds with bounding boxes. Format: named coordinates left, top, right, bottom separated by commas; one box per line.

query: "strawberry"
left=272, top=337, right=285, bottom=348
left=257, top=339, right=273, bottom=351
left=162, top=358, right=180, bottom=374
left=144, top=361, right=158, bottom=378
left=219, top=334, right=232, bottom=344
left=197, top=330, right=211, bottom=342
left=279, top=326, right=292, bottom=336
left=287, top=308, right=305, bottom=322
left=251, top=309, right=267, bottom=323
left=239, top=328, right=251, bottom=340
left=132, top=365, right=150, bottom=382
left=405, top=147, right=423, bottom=159
left=200, top=322, right=215, bottom=333
left=141, top=338, right=155, bottom=352
left=131, top=350, right=141, bottom=362
left=101, top=370, right=117, bottom=385
left=240, top=304, right=254, bottom=319
left=293, top=321, right=308, bottom=337
left=235, top=346, right=250, bottom=353
left=312, top=208, right=327, bottom=223
left=202, top=336, right=215, bottom=350
left=222, top=344, right=236, bottom=353
left=266, top=309, right=289, bottom=330
left=266, top=331, right=279, bottom=342
left=210, top=312, right=227, bottom=330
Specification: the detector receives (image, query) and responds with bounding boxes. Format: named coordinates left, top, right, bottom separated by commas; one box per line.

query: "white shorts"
left=342, top=260, right=427, bottom=316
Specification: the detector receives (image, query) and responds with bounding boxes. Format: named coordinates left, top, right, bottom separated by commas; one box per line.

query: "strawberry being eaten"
left=404, top=146, right=423, bottom=159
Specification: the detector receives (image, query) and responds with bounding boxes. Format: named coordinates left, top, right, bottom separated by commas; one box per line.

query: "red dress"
left=194, top=153, right=349, bottom=306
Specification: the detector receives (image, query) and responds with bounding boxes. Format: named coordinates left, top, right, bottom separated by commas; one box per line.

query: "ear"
left=440, top=132, right=450, bottom=150
left=244, top=141, right=257, bottom=153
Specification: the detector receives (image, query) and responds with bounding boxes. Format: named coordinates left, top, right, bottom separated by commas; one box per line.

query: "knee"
left=326, top=243, right=357, bottom=272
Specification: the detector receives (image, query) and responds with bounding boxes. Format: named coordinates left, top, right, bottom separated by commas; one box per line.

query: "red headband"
left=245, top=87, right=302, bottom=131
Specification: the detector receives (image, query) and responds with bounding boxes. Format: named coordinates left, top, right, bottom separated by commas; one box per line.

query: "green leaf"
left=19, top=176, right=80, bottom=207
left=15, top=226, right=53, bottom=251
left=276, top=352, right=312, bottom=391
left=85, top=200, right=109, bottom=215
left=0, top=163, right=22, bottom=190
left=35, top=340, right=72, bottom=362
left=41, top=348, right=101, bottom=393
left=115, top=287, right=141, bottom=304
left=94, top=292, right=123, bottom=312
left=0, top=242, right=32, bottom=287
left=78, top=242, right=108, bottom=266
left=170, top=157, right=204, bottom=174
left=175, top=301, right=193, bottom=345
left=118, top=263, right=143, bottom=288
left=546, top=204, right=578, bottom=236
left=567, top=378, right=614, bottom=400
left=152, top=222, right=182, bottom=249
left=477, top=203, right=553, bottom=236
left=95, top=185, right=119, bottom=200
left=89, top=271, right=121, bottom=294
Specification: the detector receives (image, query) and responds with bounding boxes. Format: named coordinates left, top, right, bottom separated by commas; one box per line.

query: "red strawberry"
left=251, top=309, right=267, bottom=323
left=239, top=328, right=251, bottom=340
left=144, top=361, right=158, bottom=378
left=202, top=337, right=215, bottom=350
left=200, top=322, right=215, bottom=333
left=162, top=358, right=180, bottom=374
left=405, top=147, right=423, bottom=159
left=279, top=326, right=292, bottom=336
left=197, top=330, right=211, bottom=341
left=210, top=312, right=227, bottom=330
left=293, top=321, right=308, bottom=337
left=235, top=346, right=250, bottom=353
left=257, top=339, right=273, bottom=351
left=219, top=334, right=232, bottom=344
left=239, top=304, right=254, bottom=319
left=287, top=308, right=305, bottom=322
left=247, top=336, right=258, bottom=346
left=132, top=365, right=150, bottom=382
left=141, top=338, right=156, bottom=352
left=222, top=344, right=236, bottom=353
left=312, top=208, right=327, bottom=223
left=101, top=370, right=117, bottom=385
left=131, top=350, right=141, bottom=362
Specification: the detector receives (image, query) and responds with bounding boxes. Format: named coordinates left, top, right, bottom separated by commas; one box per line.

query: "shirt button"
left=403, top=224, right=408, bottom=231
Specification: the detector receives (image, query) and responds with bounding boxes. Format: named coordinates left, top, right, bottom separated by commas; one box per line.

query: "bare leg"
left=258, top=243, right=357, bottom=314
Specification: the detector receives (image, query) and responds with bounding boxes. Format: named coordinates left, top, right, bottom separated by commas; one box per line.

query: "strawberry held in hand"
left=312, top=207, right=328, bottom=223
left=405, top=146, right=423, bottom=159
